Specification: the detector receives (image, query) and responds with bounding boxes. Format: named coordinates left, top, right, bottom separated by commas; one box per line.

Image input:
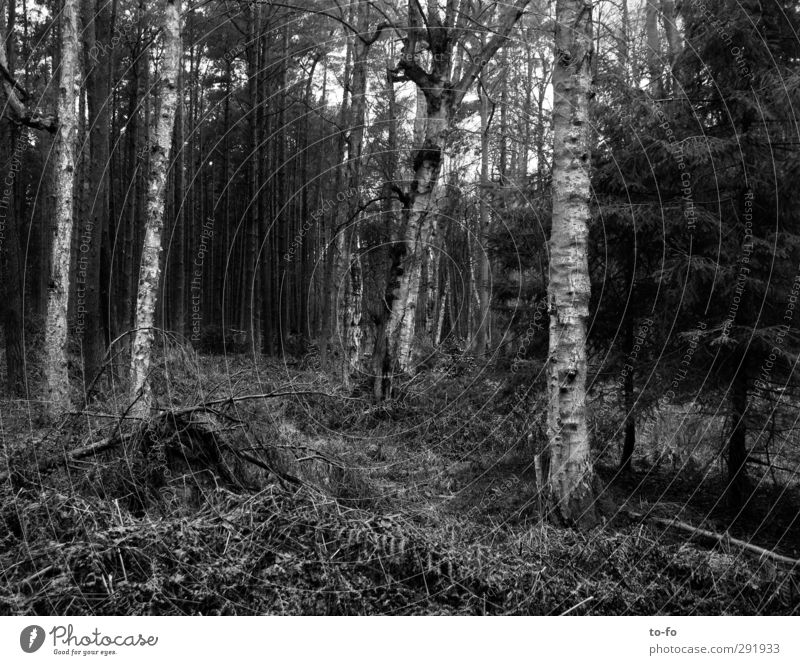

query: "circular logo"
left=20, top=625, right=45, bottom=653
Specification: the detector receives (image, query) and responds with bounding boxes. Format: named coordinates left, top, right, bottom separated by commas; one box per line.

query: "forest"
left=1, top=0, right=800, bottom=615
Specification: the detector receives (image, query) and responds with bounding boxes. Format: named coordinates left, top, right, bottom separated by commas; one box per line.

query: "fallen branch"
left=0, top=434, right=122, bottom=483
left=198, top=390, right=367, bottom=407
left=629, top=510, right=800, bottom=569
left=0, top=400, right=319, bottom=485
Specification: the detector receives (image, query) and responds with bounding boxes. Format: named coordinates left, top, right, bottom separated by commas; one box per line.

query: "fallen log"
left=628, top=510, right=800, bottom=569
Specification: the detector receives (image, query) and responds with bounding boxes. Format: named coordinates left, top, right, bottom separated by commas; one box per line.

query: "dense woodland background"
left=1, top=0, right=800, bottom=615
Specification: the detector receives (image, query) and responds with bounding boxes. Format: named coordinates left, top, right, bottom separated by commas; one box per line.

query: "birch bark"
left=43, top=0, right=80, bottom=417
left=128, top=0, right=182, bottom=414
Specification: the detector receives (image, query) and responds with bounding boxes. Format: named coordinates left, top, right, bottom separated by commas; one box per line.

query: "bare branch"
left=453, top=0, right=531, bottom=104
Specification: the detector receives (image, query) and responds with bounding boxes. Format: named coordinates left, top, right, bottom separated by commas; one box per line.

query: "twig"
left=17, top=565, right=56, bottom=589
left=295, top=454, right=345, bottom=468
left=232, top=449, right=303, bottom=489
left=195, top=390, right=368, bottom=408
left=68, top=411, right=145, bottom=421
left=560, top=596, right=594, bottom=615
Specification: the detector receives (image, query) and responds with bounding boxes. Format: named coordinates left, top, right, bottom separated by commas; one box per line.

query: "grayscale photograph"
left=0, top=0, right=798, bottom=621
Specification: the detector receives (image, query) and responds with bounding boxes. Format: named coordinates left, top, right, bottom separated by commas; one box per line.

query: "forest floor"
left=1, top=346, right=799, bottom=615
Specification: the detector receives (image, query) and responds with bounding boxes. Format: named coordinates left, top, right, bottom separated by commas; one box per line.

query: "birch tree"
left=43, top=0, right=80, bottom=417
left=331, top=0, right=384, bottom=390
left=129, top=0, right=182, bottom=414
left=473, top=76, right=492, bottom=354
left=543, top=0, right=597, bottom=526
left=376, top=0, right=531, bottom=398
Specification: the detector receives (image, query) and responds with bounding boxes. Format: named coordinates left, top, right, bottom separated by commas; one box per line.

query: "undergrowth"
left=0, top=345, right=798, bottom=615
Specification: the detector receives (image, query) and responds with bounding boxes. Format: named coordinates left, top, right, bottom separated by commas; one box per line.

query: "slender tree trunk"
left=371, top=61, right=400, bottom=401
left=171, top=64, right=186, bottom=336
left=298, top=56, right=318, bottom=340
left=620, top=0, right=630, bottom=83
left=660, top=0, right=681, bottom=94
left=0, top=123, right=26, bottom=396
left=543, top=0, right=596, bottom=527
left=423, top=236, right=441, bottom=338
left=277, top=26, right=290, bottom=354
left=245, top=2, right=261, bottom=349
left=0, top=0, right=26, bottom=396
left=320, top=17, right=353, bottom=371
left=80, top=0, right=112, bottom=388
left=334, top=0, right=371, bottom=390
left=44, top=0, right=80, bottom=417
left=128, top=0, right=182, bottom=414
left=728, top=360, right=750, bottom=510
left=474, top=79, right=491, bottom=354
left=435, top=271, right=450, bottom=346
left=619, top=314, right=636, bottom=474
left=645, top=0, right=661, bottom=95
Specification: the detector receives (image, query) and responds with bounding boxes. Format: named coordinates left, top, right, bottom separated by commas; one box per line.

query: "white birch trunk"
left=43, top=0, right=80, bottom=418
left=333, top=2, right=371, bottom=390
left=435, top=271, right=450, bottom=346
left=545, top=0, right=597, bottom=527
left=385, top=101, right=449, bottom=373
left=474, top=83, right=491, bottom=354
left=129, top=0, right=182, bottom=414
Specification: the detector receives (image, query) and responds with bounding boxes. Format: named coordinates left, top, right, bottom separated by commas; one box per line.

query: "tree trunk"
left=645, top=0, right=661, bottom=95
left=0, top=123, right=26, bottom=396
left=43, top=0, right=80, bottom=417
left=660, top=0, right=682, bottom=94
left=370, top=61, right=400, bottom=401
left=383, top=99, right=447, bottom=380
left=544, top=0, right=596, bottom=527
left=0, top=0, right=26, bottom=396
left=334, top=1, right=371, bottom=390
left=474, top=79, right=491, bottom=354
left=727, top=360, right=750, bottom=511
left=245, top=2, right=261, bottom=349
left=319, top=16, right=354, bottom=371
left=619, top=314, right=636, bottom=474
left=435, top=271, right=450, bottom=346
left=171, top=63, right=186, bottom=337
left=80, top=0, right=112, bottom=388
left=128, top=0, right=182, bottom=414
left=380, top=0, right=528, bottom=391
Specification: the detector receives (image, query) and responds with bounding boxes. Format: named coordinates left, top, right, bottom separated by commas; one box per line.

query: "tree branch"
left=0, top=25, right=58, bottom=133
left=453, top=0, right=532, bottom=105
